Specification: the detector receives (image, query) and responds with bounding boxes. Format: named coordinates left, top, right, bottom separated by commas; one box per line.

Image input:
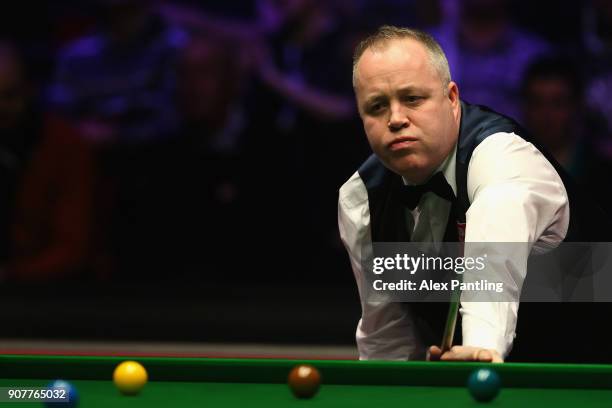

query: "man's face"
left=354, top=39, right=460, bottom=183
left=523, top=78, right=576, bottom=150
left=178, top=40, right=238, bottom=124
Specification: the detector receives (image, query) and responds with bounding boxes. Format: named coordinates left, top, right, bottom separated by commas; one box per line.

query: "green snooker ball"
left=467, top=368, right=501, bottom=402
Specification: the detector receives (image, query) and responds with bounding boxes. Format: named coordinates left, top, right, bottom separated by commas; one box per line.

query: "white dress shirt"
left=338, top=132, right=569, bottom=360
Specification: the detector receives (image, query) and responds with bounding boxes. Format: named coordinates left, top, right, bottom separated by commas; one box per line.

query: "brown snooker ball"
left=288, top=364, right=321, bottom=398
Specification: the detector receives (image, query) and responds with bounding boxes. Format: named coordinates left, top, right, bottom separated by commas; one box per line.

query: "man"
left=0, top=42, right=95, bottom=281
left=521, top=56, right=612, bottom=215
left=338, top=26, right=607, bottom=363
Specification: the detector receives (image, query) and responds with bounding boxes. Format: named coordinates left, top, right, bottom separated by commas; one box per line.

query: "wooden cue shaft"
left=441, top=234, right=465, bottom=353
left=440, top=293, right=460, bottom=353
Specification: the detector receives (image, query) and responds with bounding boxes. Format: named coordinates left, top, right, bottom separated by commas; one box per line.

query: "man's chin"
left=386, top=161, right=429, bottom=183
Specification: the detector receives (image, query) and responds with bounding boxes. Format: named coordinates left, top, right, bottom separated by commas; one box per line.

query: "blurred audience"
left=250, top=0, right=354, bottom=126
left=48, top=0, right=187, bottom=145
left=155, top=0, right=364, bottom=278
left=172, top=35, right=253, bottom=276
left=244, top=0, right=365, bottom=274
left=521, top=56, right=612, bottom=213
left=432, top=0, right=552, bottom=119
left=0, top=42, right=95, bottom=282
left=45, top=0, right=192, bottom=279
left=581, top=0, right=612, bottom=153
left=178, top=35, right=247, bottom=154
left=1, top=0, right=612, bottom=285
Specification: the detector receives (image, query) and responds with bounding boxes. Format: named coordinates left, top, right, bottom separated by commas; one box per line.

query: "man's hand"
left=427, top=345, right=503, bottom=363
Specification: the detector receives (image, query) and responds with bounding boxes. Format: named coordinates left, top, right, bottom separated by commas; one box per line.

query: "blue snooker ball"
left=467, top=368, right=501, bottom=402
left=45, top=379, right=79, bottom=407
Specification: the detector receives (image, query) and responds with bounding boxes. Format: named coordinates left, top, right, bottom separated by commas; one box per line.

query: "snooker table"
left=0, top=355, right=611, bottom=407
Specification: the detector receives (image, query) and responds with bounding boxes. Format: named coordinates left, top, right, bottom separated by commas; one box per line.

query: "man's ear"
left=447, top=81, right=460, bottom=120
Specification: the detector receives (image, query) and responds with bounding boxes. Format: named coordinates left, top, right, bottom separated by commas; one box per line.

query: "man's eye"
left=402, top=95, right=423, bottom=104
left=367, top=102, right=386, bottom=114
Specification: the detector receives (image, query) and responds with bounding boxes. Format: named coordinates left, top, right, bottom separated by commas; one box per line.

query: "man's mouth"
left=388, top=136, right=419, bottom=151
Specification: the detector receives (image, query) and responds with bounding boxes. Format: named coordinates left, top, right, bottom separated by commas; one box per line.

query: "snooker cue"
left=440, top=290, right=460, bottom=353
left=441, top=224, right=465, bottom=353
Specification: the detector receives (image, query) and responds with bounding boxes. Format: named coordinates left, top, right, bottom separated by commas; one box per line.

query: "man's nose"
left=388, top=102, right=409, bottom=131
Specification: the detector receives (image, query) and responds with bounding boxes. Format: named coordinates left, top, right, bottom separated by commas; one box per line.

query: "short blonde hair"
left=352, top=25, right=451, bottom=92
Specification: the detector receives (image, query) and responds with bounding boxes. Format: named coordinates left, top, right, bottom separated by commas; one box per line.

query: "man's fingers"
left=474, top=349, right=493, bottom=362
left=440, top=346, right=494, bottom=362
left=427, top=345, right=442, bottom=361
left=428, top=345, right=503, bottom=362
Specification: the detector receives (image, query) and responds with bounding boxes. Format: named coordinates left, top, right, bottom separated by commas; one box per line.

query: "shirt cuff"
left=462, top=326, right=514, bottom=359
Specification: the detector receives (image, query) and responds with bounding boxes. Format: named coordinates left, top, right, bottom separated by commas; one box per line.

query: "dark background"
left=1, top=0, right=611, bottom=348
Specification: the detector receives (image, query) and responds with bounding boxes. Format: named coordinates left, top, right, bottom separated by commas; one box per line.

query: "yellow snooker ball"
left=113, top=361, right=148, bottom=395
